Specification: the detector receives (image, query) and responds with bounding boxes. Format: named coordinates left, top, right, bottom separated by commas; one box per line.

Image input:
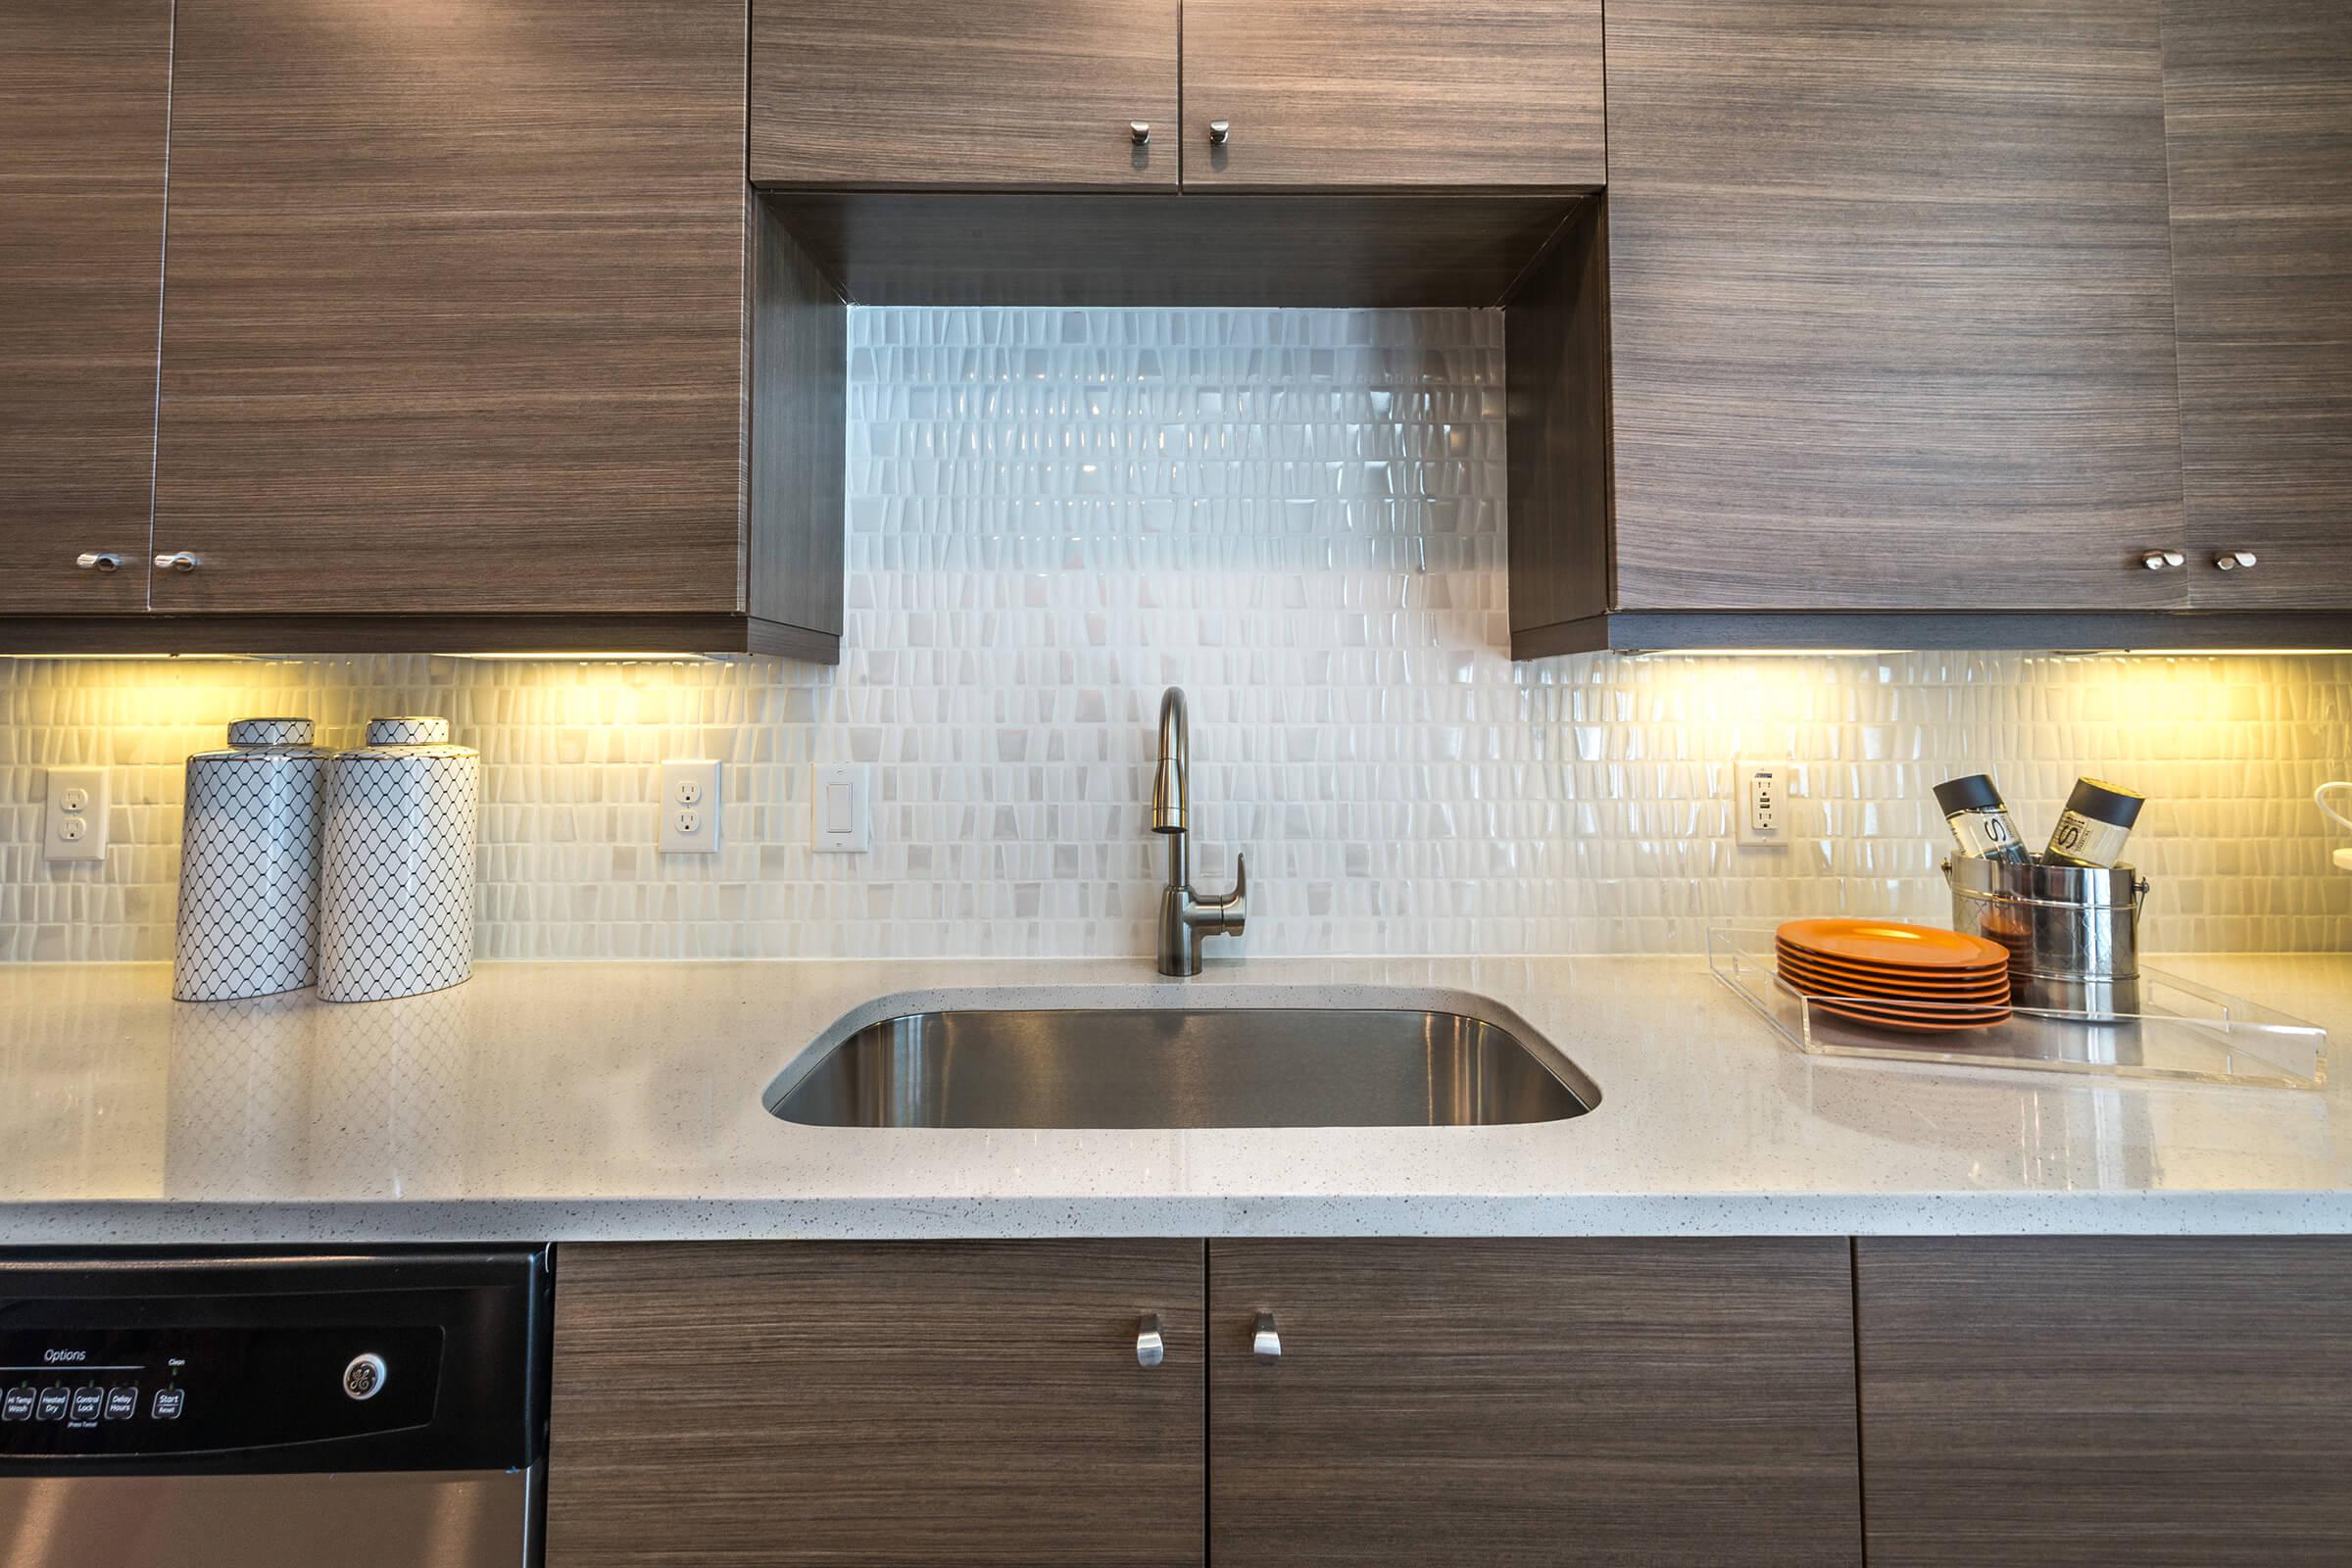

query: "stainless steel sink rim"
left=765, top=998, right=1597, bottom=1130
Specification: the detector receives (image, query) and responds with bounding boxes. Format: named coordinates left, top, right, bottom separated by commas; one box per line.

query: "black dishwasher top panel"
left=0, top=1250, right=543, bottom=1475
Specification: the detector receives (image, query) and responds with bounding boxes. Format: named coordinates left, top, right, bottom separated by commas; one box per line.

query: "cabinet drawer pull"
left=1136, top=1313, right=1164, bottom=1368
left=1252, top=1310, right=1281, bottom=1361
left=2139, top=550, right=2183, bottom=571
left=1207, top=120, right=1231, bottom=147
left=2215, top=550, right=2259, bottom=571
left=1129, top=122, right=1151, bottom=145
left=74, top=552, right=124, bottom=573
left=154, top=551, right=202, bottom=573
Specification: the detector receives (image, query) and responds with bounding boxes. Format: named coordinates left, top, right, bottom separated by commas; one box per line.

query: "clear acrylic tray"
left=1707, top=926, right=2328, bottom=1092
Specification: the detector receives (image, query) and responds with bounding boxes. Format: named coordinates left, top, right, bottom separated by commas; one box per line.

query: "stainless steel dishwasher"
left=0, top=1250, right=548, bottom=1568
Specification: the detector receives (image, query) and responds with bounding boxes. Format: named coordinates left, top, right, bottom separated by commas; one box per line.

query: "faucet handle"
left=1231, top=852, right=1247, bottom=906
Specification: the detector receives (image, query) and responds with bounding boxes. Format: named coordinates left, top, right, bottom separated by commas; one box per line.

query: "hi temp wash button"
left=0, top=1387, right=33, bottom=1421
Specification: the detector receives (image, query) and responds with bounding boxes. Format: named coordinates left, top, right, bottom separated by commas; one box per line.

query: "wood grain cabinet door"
left=1180, top=0, right=1603, bottom=190
left=1604, top=0, right=2190, bottom=612
left=0, top=0, right=171, bottom=614
left=1857, top=1238, right=2352, bottom=1566
left=1208, top=1238, right=1863, bottom=1567
left=750, top=0, right=1180, bottom=189
left=547, top=1241, right=1205, bottom=1568
left=2165, top=1, right=2352, bottom=610
left=150, top=0, right=750, bottom=616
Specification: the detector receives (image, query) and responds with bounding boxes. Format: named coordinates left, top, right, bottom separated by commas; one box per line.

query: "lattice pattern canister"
left=318, top=716, right=478, bottom=1004
left=172, top=717, right=332, bottom=1003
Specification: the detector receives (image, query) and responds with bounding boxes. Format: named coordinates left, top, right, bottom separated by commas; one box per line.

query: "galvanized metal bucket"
left=1944, top=854, right=2150, bottom=1020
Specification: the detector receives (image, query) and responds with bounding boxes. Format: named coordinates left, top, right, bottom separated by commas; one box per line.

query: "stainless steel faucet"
left=1151, top=686, right=1246, bottom=976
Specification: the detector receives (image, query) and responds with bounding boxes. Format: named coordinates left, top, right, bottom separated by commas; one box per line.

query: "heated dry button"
left=35, top=1388, right=70, bottom=1421
left=342, top=1353, right=387, bottom=1401
left=0, top=1387, right=32, bottom=1422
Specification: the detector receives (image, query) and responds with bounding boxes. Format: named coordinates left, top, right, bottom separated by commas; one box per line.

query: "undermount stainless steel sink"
left=767, top=1006, right=1595, bottom=1130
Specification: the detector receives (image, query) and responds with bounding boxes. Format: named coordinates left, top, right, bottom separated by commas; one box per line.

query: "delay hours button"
left=35, top=1388, right=71, bottom=1421
left=1, top=1387, right=33, bottom=1422
left=104, top=1387, right=139, bottom=1420
left=69, top=1387, right=105, bottom=1422
left=150, top=1388, right=185, bottom=1420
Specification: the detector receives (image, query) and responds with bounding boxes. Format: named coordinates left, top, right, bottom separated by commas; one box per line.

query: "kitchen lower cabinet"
left=1208, top=1238, right=1864, bottom=1566
left=546, top=1241, right=1206, bottom=1567
left=0, top=0, right=172, bottom=616
left=2164, top=0, right=2352, bottom=609
left=1856, top=1237, right=2352, bottom=1566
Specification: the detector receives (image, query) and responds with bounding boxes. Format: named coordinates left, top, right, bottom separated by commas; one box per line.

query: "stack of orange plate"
left=1775, top=918, right=2012, bottom=1033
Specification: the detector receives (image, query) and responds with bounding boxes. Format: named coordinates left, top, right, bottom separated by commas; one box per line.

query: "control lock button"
left=342, top=1352, right=387, bottom=1401
left=104, top=1387, right=138, bottom=1420
left=68, top=1387, right=104, bottom=1422
left=1, top=1387, right=33, bottom=1422
left=35, top=1388, right=70, bottom=1421
left=150, top=1387, right=184, bottom=1420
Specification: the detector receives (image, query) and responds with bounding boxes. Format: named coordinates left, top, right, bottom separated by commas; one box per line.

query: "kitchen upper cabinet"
left=1208, top=1238, right=1863, bottom=1567
left=142, top=0, right=842, bottom=654
left=1179, top=0, right=1604, bottom=190
left=1591, top=0, right=2188, bottom=620
left=1857, top=1238, right=2352, bottom=1566
left=547, top=1241, right=1205, bottom=1568
left=751, top=0, right=1180, bottom=189
left=0, top=0, right=172, bottom=616
left=2164, top=1, right=2352, bottom=610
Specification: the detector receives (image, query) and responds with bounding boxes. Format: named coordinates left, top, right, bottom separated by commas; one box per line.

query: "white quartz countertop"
left=3, top=954, right=2349, bottom=1245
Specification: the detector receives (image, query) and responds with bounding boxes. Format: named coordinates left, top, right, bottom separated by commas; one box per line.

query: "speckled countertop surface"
left=2, top=954, right=2348, bottom=1245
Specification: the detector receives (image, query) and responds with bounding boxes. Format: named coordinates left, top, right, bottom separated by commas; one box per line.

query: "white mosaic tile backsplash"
left=6, top=306, right=2352, bottom=962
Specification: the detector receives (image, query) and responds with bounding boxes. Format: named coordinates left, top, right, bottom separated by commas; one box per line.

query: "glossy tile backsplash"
left=6, top=307, right=2352, bottom=961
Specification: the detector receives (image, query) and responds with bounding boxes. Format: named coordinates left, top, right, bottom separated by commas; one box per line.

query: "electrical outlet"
left=43, top=766, right=110, bottom=864
left=1737, top=761, right=1790, bottom=849
left=659, top=760, right=721, bottom=855
left=812, top=763, right=871, bottom=854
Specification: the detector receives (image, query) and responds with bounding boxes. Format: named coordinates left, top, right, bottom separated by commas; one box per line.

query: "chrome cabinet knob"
left=1207, top=120, right=1231, bottom=146
left=2215, top=550, right=2259, bottom=571
left=1251, top=1310, right=1281, bottom=1361
left=74, top=552, right=124, bottom=573
left=1130, top=122, right=1151, bottom=145
left=154, top=551, right=201, bottom=573
left=2140, top=550, right=2184, bottom=570
left=1136, top=1313, right=1165, bottom=1368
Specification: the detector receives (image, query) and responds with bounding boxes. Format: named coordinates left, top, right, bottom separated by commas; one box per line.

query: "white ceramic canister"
left=173, top=717, right=332, bottom=1003
left=318, top=716, right=479, bottom=1004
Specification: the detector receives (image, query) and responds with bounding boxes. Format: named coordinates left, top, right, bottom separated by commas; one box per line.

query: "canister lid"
left=2064, top=776, right=2144, bottom=829
left=226, top=717, right=314, bottom=747
left=365, top=715, right=452, bottom=746
left=1932, top=773, right=2007, bottom=815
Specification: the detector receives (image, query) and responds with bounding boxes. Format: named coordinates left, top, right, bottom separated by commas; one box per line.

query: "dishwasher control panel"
left=0, top=1324, right=441, bottom=1457
left=0, top=1250, right=542, bottom=1475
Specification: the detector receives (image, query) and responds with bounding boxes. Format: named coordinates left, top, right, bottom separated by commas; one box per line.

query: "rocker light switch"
left=813, top=764, right=870, bottom=854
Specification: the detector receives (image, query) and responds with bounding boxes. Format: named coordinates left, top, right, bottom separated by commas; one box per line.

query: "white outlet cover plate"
left=44, top=766, right=110, bottom=863
left=1737, top=760, right=1791, bottom=849
left=659, top=760, right=722, bottom=855
left=813, top=763, right=871, bottom=854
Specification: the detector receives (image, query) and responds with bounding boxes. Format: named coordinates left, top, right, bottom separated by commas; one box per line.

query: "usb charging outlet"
left=1738, top=762, right=1789, bottom=849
